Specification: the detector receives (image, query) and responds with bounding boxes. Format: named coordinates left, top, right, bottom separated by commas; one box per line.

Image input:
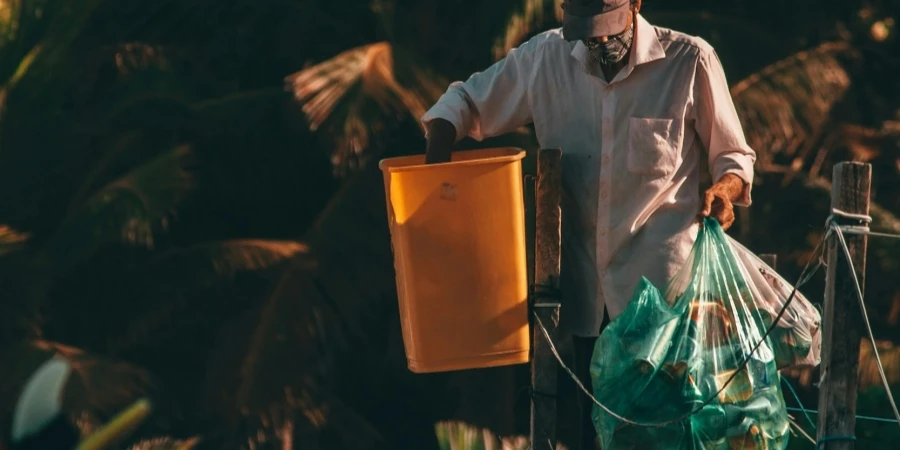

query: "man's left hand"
left=700, top=173, right=745, bottom=230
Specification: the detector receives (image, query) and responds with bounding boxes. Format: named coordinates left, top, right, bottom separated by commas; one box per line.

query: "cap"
left=562, top=0, right=631, bottom=41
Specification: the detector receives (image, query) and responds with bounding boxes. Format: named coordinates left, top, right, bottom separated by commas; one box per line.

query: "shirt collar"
left=570, top=14, right=666, bottom=76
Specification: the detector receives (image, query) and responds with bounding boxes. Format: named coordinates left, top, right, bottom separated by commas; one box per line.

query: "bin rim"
left=378, top=147, right=526, bottom=173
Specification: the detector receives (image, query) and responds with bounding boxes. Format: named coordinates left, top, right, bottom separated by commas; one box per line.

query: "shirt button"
left=605, top=85, right=612, bottom=93
left=601, top=155, right=610, bottom=164
left=599, top=229, right=607, bottom=237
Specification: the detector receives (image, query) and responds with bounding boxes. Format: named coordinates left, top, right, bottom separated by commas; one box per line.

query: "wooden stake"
left=817, top=162, right=872, bottom=449
left=531, top=148, right=562, bottom=450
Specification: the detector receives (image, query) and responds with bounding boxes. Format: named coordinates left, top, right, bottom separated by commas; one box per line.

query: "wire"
left=782, top=378, right=817, bottom=430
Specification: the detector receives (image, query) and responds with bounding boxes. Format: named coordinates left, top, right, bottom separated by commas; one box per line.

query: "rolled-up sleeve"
left=421, top=41, right=536, bottom=143
left=692, top=47, right=756, bottom=206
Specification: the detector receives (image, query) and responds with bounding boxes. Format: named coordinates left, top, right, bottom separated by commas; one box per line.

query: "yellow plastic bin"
left=379, top=148, right=530, bottom=373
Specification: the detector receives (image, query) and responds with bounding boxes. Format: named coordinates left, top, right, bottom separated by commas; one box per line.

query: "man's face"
left=583, top=6, right=636, bottom=66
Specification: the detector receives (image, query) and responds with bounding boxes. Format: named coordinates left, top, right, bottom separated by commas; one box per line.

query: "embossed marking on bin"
left=440, top=183, right=457, bottom=201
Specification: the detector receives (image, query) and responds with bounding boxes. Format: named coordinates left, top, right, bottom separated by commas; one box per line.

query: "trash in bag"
left=590, top=218, right=810, bottom=450
left=726, top=235, right=821, bottom=369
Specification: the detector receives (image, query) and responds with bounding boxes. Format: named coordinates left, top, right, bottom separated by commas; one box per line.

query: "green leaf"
left=42, top=145, right=192, bottom=274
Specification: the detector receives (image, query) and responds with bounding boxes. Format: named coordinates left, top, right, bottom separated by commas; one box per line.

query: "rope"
left=784, top=407, right=900, bottom=425
left=782, top=378, right=817, bottom=430
left=816, top=435, right=856, bottom=449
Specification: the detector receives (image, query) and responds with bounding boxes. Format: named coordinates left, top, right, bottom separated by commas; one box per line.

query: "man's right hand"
left=424, top=118, right=457, bottom=164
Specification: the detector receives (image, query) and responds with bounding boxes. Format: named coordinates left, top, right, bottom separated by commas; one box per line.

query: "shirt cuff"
left=714, top=154, right=754, bottom=207
left=421, top=92, right=471, bottom=144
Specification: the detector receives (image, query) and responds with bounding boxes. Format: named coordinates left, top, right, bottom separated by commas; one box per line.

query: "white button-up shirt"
left=421, top=14, right=756, bottom=337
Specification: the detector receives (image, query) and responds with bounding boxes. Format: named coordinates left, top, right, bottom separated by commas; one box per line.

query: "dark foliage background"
left=0, top=0, right=898, bottom=449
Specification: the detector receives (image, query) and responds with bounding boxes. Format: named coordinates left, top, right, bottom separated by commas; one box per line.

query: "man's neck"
left=600, top=58, right=627, bottom=82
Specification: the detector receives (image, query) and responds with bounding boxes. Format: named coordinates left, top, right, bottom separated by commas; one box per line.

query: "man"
left=421, top=0, right=755, bottom=448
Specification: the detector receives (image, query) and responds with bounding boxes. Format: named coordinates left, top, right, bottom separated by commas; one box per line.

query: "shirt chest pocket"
left=627, top=117, right=680, bottom=178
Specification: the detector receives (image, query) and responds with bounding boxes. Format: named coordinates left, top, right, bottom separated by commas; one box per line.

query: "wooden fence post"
left=531, top=148, right=562, bottom=450
left=817, top=162, right=872, bottom=449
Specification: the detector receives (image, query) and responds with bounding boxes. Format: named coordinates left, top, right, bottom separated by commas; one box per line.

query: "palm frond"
left=784, top=339, right=900, bottom=391
left=492, top=0, right=562, bottom=61
left=286, top=42, right=434, bottom=174
left=94, top=239, right=312, bottom=355
left=3, top=0, right=106, bottom=90
left=111, top=42, right=170, bottom=76
left=41, top=145, right=192, bottom=274
left=730, top=42, right=858, bottom=172
left=435, top=421, right=541, bottom=450
left=147, top=239, right=312, bottom=282
left=43, top=342, right=157, bottom=423
left=233, top=167, right=396, bottom=448
left=858, top=339, right=900, bottom=391
left=127, top=436, right=201, bottom=450
left=0, top=340, right=161, bottom=439
left=0, top=232, right=46, bottom=346
left=0, top=223, right=30, bottom=256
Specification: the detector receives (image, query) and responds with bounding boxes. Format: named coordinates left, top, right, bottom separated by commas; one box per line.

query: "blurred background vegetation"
left=0, top=0, right=898, bottom=449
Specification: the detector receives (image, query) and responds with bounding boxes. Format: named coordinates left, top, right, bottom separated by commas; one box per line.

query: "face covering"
left=584, top=20, right=634, bottom=66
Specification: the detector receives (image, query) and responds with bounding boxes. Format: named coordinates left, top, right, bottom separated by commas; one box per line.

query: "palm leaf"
left=0, top=227, right=45, bottom=346
left=435, top=421, right=538, bottom=450
left=730, top=42, right=858, bottom=173
left=231, top=163, right=537, bottom=448
left=126, top=436, right=201, bottom=450
left=41, top=145, right=192, bottom=274
left=232, top=167, right=396, bottom=449
left=783, top=339, right=900, bottom=391
left=492, top=0, right=562, bottom=61
left=0, top=223, right=30, bottom=256
left=147, top=239, right=312, bottom=282
left=98, top=239, right=312, bottom=355
left=2, top=0, right=106, bottom=91
left=0, top=340, right=162, bottom=442
left=858, top=339, right=900, bottom=391
left=110, top=42, right=171, bottom=76
left=286, top=42, right=435, bottom=174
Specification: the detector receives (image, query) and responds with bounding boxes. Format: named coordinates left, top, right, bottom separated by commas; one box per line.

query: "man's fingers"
left=713, top=202, right=735, bottom=230
left=700, top=191, right=715, bottom=216
left=719, top=209, right=735, bottom=230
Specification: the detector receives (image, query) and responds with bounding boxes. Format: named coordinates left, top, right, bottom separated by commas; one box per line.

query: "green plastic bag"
left=590, top=218, right=790, bottom=450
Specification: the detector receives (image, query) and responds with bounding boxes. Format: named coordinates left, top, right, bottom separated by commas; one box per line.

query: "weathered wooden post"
left=531, top=148, right=562, bottom=450
left=817, top=162, right=872, bottom=449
